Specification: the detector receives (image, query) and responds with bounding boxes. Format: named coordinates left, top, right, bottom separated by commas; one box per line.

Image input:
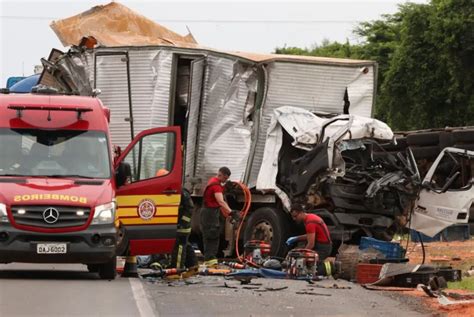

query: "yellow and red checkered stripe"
left=115, top=194, right=180, bottom=226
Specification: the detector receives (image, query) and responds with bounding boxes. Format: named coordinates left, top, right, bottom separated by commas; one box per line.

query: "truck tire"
left=98, top=256, right=117, bottom=280
left=243, top=207, right=291, bottom=257
left=407, top=132, right=439, bottom=146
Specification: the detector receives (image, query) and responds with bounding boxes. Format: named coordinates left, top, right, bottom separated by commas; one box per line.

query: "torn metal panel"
left=366, top=172, right=406, bottom=198
left=194, top=56, right=235, bottom=188
left=411, top=147, right=474, bottom=237
left=256, top=106, right=419, bottom=234
left=249, top=62, right=376, bottom=187
left=256, top=106, right=394, bottom=191
left=40, top=47, right=93, bottom=95
left=194, top=58, right=256, bottom=194
left=346, top=66, right=375, bottom=117
left=185, top=57, right=205, bottom=184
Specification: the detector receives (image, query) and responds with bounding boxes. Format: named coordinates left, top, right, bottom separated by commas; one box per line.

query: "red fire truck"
left=0, top=90, right=182, bottom=279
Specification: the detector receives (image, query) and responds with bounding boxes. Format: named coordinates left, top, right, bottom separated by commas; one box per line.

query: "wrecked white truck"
left=38, top=44, right=421, bottom=255
left=32, top=2, right=421, bottom=256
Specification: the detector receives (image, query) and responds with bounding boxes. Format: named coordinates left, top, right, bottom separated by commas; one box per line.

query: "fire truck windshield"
left=0, top=129, right=111, bottom=179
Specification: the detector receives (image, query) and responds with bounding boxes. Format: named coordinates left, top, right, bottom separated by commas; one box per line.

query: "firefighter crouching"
left=286, top=203, right=333, bottom=261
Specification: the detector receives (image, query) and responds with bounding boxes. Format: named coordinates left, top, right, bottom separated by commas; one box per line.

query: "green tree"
left=380, top=0, right=474, bottom=130
left=274, top=0, right=474, bottom=130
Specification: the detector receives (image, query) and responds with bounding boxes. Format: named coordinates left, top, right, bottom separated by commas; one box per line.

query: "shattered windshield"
left=0, top=129, right=111, bottom=179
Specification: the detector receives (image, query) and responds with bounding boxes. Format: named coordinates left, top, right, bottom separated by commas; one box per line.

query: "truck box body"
left=39, top=45, right=377, bottom=196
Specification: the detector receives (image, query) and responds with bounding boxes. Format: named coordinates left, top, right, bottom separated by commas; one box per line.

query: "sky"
left=0, top=0, right=428, bottom=86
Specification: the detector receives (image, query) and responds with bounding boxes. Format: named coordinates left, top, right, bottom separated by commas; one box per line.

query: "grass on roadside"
left=448, top=277, right=474, bottom=291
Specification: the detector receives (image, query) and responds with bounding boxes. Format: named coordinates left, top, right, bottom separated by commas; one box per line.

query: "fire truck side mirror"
left=116, top=161, right=132, bottom=187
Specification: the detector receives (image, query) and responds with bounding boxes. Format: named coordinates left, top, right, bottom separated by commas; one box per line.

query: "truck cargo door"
left=184, top=58, right=205, bottom=189
left=114, top=126, right=182, bottom=256
left=95, top=52, right=134, bottom=150
left=412, top=148, right=474, bottom=237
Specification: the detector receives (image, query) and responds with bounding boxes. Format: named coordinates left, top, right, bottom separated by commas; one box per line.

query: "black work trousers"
left=171, top=234, right=197, bottom=269
left=200, top=207, right=220, bottom=261
left=170, top=188, right=197, bottom=269
left=315, top=242, right=333, bottom=261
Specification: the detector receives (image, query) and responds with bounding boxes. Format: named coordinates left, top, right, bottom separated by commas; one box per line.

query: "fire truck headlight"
left=92, top=201, right=116, bottom=225
left=0, top=203, right=8, bottom=223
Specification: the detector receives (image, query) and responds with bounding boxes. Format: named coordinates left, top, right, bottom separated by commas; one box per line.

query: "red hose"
left=233, top=182, right=252, bottom=263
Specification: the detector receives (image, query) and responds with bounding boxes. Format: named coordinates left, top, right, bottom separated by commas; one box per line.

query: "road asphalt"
left=0, top=263, right=433, bottom=317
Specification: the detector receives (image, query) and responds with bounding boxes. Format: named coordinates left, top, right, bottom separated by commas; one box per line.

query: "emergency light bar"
left=8, top=104, right=93, bottom=120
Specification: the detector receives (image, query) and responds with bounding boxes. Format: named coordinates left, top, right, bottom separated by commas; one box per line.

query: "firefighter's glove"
left=229, top=210, right=241, bottom=223
left=286, top=236, right=299, bottom=246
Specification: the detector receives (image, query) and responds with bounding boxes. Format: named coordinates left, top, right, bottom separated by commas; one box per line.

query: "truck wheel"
left=99, top=256, right=117, bottom=280
left=87, top=264, right=100, bottom=273
left=243, top=207, right=291, bottom=257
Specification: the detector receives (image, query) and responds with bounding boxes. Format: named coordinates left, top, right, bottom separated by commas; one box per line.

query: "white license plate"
left=37, top=243, right=67, bottom=254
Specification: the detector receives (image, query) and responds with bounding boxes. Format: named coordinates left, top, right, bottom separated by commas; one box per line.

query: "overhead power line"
left=0, top=16, right=360, bottom=24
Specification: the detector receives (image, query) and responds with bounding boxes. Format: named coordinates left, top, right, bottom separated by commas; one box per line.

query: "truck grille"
left=11, top=205, right=91, bottom=228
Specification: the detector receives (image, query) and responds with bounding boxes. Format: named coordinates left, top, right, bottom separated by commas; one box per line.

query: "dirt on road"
left=400, top=239, right=474, bottom=317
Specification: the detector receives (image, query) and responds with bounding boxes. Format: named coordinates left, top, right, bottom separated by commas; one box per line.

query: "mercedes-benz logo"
left=43, top=207, right=60, bottom=224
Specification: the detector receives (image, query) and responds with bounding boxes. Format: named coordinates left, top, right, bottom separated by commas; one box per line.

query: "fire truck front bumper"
left=0, top=223, right=116, bottom=264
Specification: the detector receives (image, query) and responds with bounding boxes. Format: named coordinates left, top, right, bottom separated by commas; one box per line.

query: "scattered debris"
left=438, top=295, right=474, bottom=306
left=418, top=284, right=437, bottom=298
left=362, top=285, right=414, bottom=291
left=295, top=291, right=331, bottom=296
left=242, top=286, right=261, bottom=290
left=265, top=286, right=288, bottom=291
left=311, top=283, right=352, bottom=290
left=444, top=292, right=474, bottom=301
left=222, top=282, right=238, bottom=289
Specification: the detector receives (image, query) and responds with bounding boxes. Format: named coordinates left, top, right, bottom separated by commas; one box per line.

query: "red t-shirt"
left=304, top=213, right=331, bottom=244
left=203, top=177, right=224, bottom=208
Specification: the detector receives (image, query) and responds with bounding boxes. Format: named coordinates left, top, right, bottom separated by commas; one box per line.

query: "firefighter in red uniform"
left=200, top=167, right=232, bottom=267
left=286, top=203, right=333, bottom=261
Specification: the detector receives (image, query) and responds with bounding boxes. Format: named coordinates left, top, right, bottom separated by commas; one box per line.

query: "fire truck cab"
left=0, top=90, right=182, bottom=279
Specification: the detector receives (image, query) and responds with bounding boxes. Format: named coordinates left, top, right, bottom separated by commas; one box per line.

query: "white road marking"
left=129, top=278, right=157, bottom=317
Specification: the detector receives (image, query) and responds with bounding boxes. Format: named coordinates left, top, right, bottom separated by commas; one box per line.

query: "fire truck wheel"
left=116, top=226, right=129, bottom=256
left=243, top=207, right=291, bottom=258
left=99, top=256, right=117, bottom=280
